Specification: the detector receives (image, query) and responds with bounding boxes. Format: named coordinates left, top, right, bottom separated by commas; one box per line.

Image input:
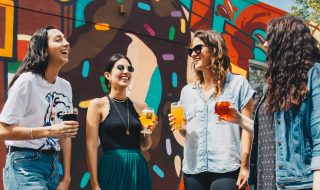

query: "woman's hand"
left=50, top=121, right=79, bottom=138
left=56, top=178, right=71, bottom=190
left=147, top=116, right=158, bottom=132
left=218, top=106, right=242, bottom=125
left=168, top=114, right=186, bottom=131
left=237, top=165, right=249, bottom=189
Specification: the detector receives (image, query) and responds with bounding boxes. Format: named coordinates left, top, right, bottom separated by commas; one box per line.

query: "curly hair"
left=265, top=15, right=320, bottom=112
left=192, top=30, right=230, bottom=97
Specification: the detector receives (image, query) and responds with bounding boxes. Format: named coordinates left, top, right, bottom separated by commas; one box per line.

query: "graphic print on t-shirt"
left=43, top=92, right=72, bottom=149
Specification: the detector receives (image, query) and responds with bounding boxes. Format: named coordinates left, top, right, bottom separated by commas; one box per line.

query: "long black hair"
left=104, top=53, right=132, bottom=94
left=9, top=26, right=57, bottom=88
left=265, top=15, right=320, bottom=112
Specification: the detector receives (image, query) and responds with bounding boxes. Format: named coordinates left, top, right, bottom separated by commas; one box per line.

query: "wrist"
left=62, top=176, right=71, bottom=183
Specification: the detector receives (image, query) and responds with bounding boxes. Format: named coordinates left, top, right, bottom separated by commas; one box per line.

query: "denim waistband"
left=6, top=146, right=58, bottom=155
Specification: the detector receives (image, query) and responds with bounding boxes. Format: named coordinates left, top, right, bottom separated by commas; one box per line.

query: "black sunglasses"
left=187, top=44, right=208, bottom=57
left=116, top=64, right=134, bottom=72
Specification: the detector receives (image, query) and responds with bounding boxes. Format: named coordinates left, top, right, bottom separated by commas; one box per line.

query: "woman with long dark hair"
left=0, top=26, right=79, bottom=189
left=220, top=15, right=320, bottom=189
left=86, top=53, right=157, bottom=190
left=168, top=30, right=255, bottom=190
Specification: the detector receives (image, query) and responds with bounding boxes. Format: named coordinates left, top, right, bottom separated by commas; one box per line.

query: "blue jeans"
left=2, top=150, right=59, bottom=190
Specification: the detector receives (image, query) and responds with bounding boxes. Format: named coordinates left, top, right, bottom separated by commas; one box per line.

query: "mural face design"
left=0, top=0, right=319, bottom=190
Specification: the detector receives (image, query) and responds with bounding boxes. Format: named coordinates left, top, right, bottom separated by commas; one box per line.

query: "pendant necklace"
left=109, top=96, right=130, bottom=135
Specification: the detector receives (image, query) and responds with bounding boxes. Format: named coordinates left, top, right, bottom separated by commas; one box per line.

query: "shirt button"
left=278, top=141, right=282, bottom=146
left=277, top=120, right=281, bottom=125
left=278, top=165, right=283, bottom=169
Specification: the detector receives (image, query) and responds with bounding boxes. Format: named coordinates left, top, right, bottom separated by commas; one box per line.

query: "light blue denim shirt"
left=180, top=72, right=255, bottom=174
left=273, top=63, right=320, bottom=189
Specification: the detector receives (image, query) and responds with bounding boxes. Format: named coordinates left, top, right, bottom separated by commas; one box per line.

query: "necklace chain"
left=109, top=96, right=130, bottom=135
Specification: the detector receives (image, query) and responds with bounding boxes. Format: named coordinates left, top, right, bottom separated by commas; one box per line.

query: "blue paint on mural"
left=145, top=67, right=162, bottom=114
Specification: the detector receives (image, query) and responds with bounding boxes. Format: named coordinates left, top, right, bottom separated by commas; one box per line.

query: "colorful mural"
left=0, top=0, right=319, bottom=190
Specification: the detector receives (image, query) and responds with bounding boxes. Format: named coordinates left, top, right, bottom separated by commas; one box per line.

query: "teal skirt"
left=98, top=149, right=151, bottom=190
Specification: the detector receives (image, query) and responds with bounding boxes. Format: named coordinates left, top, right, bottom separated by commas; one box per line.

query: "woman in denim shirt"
left=220, top=15, right=320, bottom=189
left=169, top=30, right=255, bottom=190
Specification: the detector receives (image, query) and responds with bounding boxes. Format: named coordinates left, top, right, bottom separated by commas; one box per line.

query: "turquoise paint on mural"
left=172, top=72, right=177, bottom=88
left=179, top=0, right=191, bottom=10
left=153, top=165, right=165, bottom=178
left=75, top=0, right=93, bottom=28
left=137, top=2, right=151, bottom=11
left=253, top=47, right=266, bottom=62
left=145, top=67, right=162, bottom=114
left=82, top=60, right=90, bottom=78
left=80, top=172, right=91, bottom=188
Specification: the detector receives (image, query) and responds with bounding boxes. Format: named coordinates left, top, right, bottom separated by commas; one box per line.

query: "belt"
left=6, top=146, right=58, bottom=155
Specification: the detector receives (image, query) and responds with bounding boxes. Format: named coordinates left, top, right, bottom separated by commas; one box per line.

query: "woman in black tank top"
left=86, top=53, right=157, bottom=190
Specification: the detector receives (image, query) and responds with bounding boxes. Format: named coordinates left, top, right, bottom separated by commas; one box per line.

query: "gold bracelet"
left=30, top=128, right=34, bottom=140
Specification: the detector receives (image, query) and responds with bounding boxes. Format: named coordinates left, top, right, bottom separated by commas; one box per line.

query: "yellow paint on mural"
left=180, top=18, right=186, bottom=34
left=231, top=63, right=247, bottom=77
left=79, top=100, right=91, bottom=108
left=0, top=0, right=14, bottom=58
left=94, top=23, right=110, bottom=31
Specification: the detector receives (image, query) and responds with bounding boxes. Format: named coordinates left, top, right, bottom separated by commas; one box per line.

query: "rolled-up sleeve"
left=309, top=64, right=320, bottom=170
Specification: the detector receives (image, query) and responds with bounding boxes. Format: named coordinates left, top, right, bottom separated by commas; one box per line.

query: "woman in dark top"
left=86, top=53, right=157, bottom=190
left=219, top=15, right=320, bottom=189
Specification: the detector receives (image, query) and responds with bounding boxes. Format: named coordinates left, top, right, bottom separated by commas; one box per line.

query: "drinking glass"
left=170, top=102, right=185, bottom=130
left=139, top=108, right=155, bottom=134
left=214, top=98, right=231, bottom=125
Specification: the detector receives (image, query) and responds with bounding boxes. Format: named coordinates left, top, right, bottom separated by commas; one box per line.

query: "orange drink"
left=214, top=101, right=231, bottom=117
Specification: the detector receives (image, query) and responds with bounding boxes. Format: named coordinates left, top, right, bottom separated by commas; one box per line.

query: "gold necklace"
left=109, top=96, right=130, bottom=135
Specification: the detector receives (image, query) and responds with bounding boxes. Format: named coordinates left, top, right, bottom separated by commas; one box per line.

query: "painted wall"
left=0, top=0, right=319, bottom=189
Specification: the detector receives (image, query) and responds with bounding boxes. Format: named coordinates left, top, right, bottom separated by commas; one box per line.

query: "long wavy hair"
left=192, top=30, right=230, bottom=97
left=265, top=15, right=320, bottom=112
left=104, top=53, right=132, bottom=94
left=9, top=26, right=56, bottom=88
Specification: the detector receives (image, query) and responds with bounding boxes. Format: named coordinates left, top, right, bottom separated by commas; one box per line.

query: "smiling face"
left=190, top=37, right=212, bottom=71
left=106, top=58, right=133, bottom=90
left=47, top=29, right=70, bottom=67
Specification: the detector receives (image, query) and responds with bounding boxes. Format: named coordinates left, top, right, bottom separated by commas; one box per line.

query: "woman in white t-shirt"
left=0, top=26, right=79, bottom=190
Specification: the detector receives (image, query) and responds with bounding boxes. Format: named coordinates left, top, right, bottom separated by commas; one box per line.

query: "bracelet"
left=30, top=128, right=34, bottom=140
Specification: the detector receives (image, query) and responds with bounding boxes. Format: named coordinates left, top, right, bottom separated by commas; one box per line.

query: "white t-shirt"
left=0, top=72, right=73, bottom=151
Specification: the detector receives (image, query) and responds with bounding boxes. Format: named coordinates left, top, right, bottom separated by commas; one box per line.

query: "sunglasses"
left=116, top=64, right=134, bottom=72
left=187, top=44, right=208, bottom=57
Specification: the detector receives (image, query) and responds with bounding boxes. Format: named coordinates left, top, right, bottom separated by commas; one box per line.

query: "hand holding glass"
left=170, top=102, right=185, bottom=130
left=139, top=108, right=156, bottom=134
left=62, top=108, right=78, bottom=138
left=215, top=101, right=231, bottom=124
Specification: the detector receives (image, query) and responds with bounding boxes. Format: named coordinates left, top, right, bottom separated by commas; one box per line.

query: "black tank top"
left=99, top=97, right=142, bottom=151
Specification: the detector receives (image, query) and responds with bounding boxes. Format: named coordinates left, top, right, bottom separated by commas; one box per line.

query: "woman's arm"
left=56, top=138, right=72, bottom=190
left=313, top=170, right=320, bottom=189
left=0, top=121, right=79, bottom=140
left=86, top=99, right=103, bottom=190
left=237, top=98, right=254, bottom=189
left=219, top=107, right=254, bottom=133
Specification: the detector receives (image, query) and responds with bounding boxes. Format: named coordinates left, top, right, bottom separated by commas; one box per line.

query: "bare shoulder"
left=132, top=100, right=148, bottom=114
left=88, top=97, right=109, bottom=109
